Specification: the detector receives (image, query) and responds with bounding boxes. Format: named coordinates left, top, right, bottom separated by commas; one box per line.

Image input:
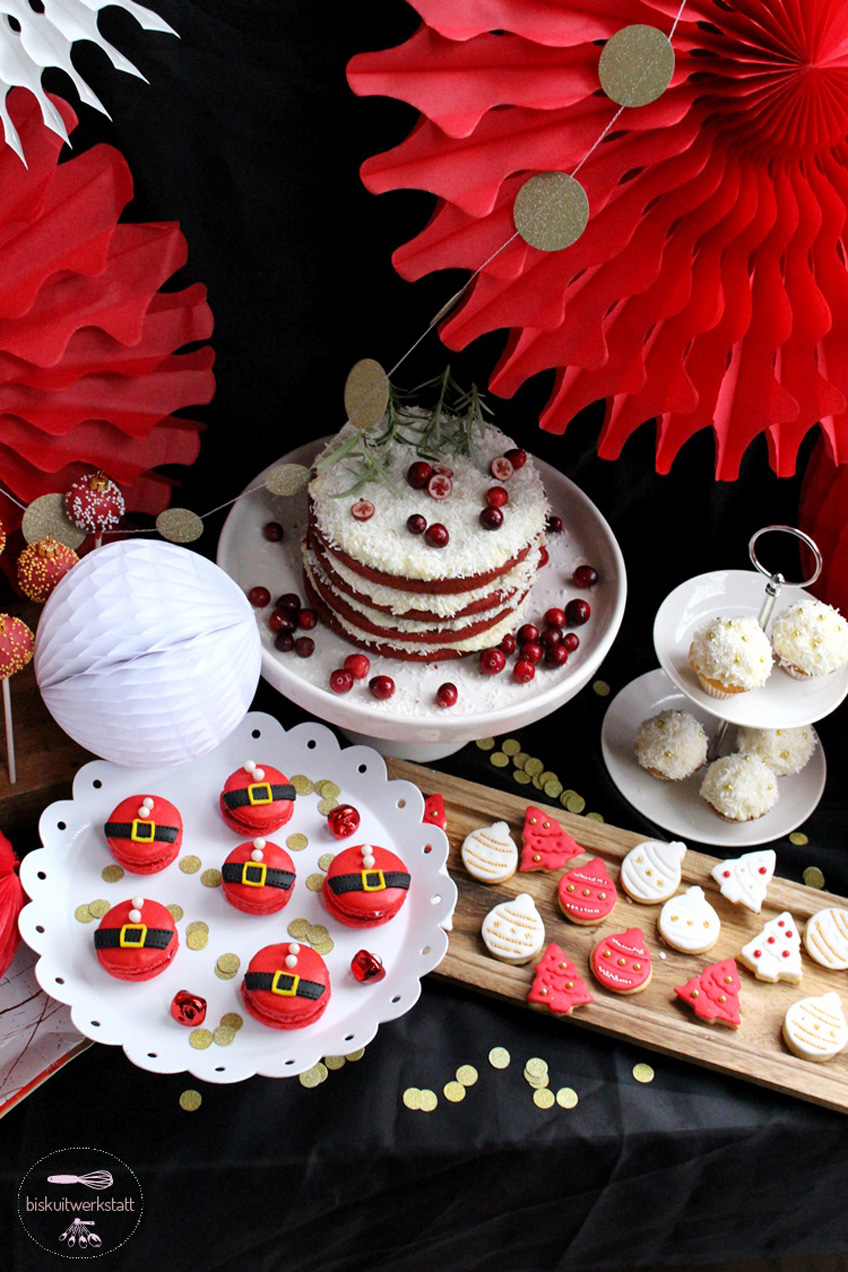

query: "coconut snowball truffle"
left=700, top=754, right=779, bottom=823
left=688, top=615, right=773, bottom=697
left=771, top=599, right=848, bottom=679
left=735, top=725, right=816, bottom=777
left=635, top=709, right=708, bottom=781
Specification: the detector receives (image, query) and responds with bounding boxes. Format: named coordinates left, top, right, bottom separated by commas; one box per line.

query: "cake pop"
left=16, top=537, right=78, bottom=602
left=0, top=615, right=34, bottom=785
left=64, top=470, right=124, bottom=544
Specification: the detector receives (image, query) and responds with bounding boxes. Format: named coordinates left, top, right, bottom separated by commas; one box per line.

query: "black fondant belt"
left=327, top=869, right=410, bottom=895
left=222, top=861, right=295, bottom=890
left=94, top=925, right=174, bottom=951
left=222, top=783, right=296, bottom=810
left=104, top=820, right=180, bottom=844
left=244, top=971, right=326, bottom=999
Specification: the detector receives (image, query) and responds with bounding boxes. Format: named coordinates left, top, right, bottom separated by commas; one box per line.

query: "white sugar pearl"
left=251, top=848, right=264, bottom=862
left=131, top=896, right=144, bottom=908
left=142, top=797, right=154, bottom=809
left=253, top=768, right=265, bottom=781
left=253, top=838, right=266, bottom=850
left=289, top=942, right=300, bottom=954
left=362, top=855, right=376, bottom=869
left=138, top=807, right=150, bottom=818
left=360, top=845, right=372, bottom=857
left=128, top=909, right=142, bottom=923
left=244, top=760, right=256, bottom=772
left=284, top=954, right=298, bottom=969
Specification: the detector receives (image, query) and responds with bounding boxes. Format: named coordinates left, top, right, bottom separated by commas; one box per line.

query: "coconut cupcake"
left=688, top=615, right=773, bottom=698
left=700, top=754, right=778, bottom=823
left=635, top=709, right=708, bottom=781
left=771, top=599, right=848, bottom=680
left=734, top=725, right=816, bottom=777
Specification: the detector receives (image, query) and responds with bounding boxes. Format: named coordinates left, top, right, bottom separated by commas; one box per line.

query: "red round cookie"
left=219, top=763, right=296, bottom=835
left=94, top=897, right=178, bottom=981
left=590, top=927, right=652, bottom=994
left=322, top=844, right=411, bottom=928
left=103, top=794, right=183, bottom=874
left=557, top=857, right=617, bottom=925
left=222, top=839, right=296, bottom=915
left=241, top=942, right=330, bottom=1029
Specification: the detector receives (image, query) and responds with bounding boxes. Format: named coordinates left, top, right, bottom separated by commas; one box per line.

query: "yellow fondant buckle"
left=271, top=970, right=298, bottom=996
left=130, top=819, right=155, bottom=842
left=242, top=862, right=267, bottom=887
left=361, top=869, right=386, bottom=892
left=119, top=923, right=147, bottom=948
left=247, top=782, right=273, bottom=806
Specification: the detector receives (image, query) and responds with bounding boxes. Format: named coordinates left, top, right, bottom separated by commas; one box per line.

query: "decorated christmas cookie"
left=557, top=857, right=617, bottom=925
left=710, top=849, right=776, bottom=913
left=804, top=907, right=848, bottom=971
left=590, top=928, right=652, bottom=994
left=675, top=958, right=742, bottom=1028
left=783, top=992, right=848, bottom=1063
left=739, top=911, right=802, bottom=984
left=620, top=839, right=686, bottom=904
left=658, top=886, right=721, bottom=954
left=481, top=893, right=545, bottom=965
left=461, top=821, right=519, bottom=884
left=422, top=794, right=447, bottom=831
left=527, top=943, right=593, bottom=1015
left=519, top=806, right=582, bottom=871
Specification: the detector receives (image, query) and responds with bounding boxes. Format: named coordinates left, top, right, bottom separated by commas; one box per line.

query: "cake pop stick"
left=0, top=615, right=35, bottom=785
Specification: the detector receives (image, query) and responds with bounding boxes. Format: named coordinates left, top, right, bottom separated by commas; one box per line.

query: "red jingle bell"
left=170, top=990, right=207, bottom=1027
left=350, top=950, right=386, bottom=984
left=328, top=804, right=360, bottom=839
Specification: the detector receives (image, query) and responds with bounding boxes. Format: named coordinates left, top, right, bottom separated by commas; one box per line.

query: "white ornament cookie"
left=804, top=907, right=848, bottom=971
left=710, top=849, right=776, bottom=913
left=658, top=886, right=721, bottom=954
left=620, top=839, right=686, bottom=904
left=461, top=821, right=519, bottom=884
left=783, top=992, right=848, bottom=1063
left=739, top=911, right=802, bottom=984
left=481, top=893, right=545, bottom=965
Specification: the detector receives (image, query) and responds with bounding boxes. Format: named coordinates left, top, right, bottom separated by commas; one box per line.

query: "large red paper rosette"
left=0, top=90, right=214, bottom=545
left=349, top=0, right=848, bottom=479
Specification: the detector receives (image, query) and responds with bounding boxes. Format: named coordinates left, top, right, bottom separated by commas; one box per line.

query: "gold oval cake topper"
left=156, top=508, right=204, bottom=543
left=22, top=493, right=86, bottom=549
left=344, top=358, right=389, bottom=431
left=598, top=25, right=675, bottom=108
left=513, top=172, right=589, bottom=252
left=264, top=463, right=310, bottom=497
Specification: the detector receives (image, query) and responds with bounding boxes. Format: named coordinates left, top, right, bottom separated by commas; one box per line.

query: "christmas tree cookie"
left=422, top=794, right=447, bottom=831
left=557, top=857, right=617, bottom=925
left=519, top=806, right=582, bottom=871
left=527, top=943, right=593, bottom=1015
left=739, top=911, right=802, bottom=984
left=675, top=958, right=742, bottom=1028
left=710, top=849, right=776, bottom=913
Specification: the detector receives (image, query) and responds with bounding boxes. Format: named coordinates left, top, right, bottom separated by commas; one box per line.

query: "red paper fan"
left=349, top=0, right=848, bottom=478
left=0, top=89, right=214, bottom=544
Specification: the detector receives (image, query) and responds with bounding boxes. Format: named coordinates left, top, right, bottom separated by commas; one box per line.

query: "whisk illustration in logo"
left=17, top=1148, right=143, bottom=1258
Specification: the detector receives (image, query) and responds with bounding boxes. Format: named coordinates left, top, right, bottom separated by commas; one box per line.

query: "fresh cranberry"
left=424, top=523, right=449, bottom=548
left=545, top=644, right=569, bottom=668
left=499, top=633, right=517, bottom=656
left=268, top=610, right=296, bottom=633
left=369, top=675, right=395, bottom=700
left=276, top=593, right=301, bottom=612
left=294, top=636, right=315, bottom=658
left=427, top=473, right=453, bottom=500
left=573, top=564, right=599, bottom=588
left=539, top=545, right=549, bottom=566
left=247, top=586, right=271, bottom=608
left=297, top=608, right=318, bottom=630
left=262, top=521, right=284, bottom=542
left=479, top=506, right=503, bottom=531
left=520, top=641, right=543, bottom=665
left=480, top=648, right=506, bottom=675
left=407, top=514, right=427, bottom=535
left=351, top=499, right=375, bottom=521
left=544, top=607, right=566, bottom=629
left=344, top=653, right=370, bottom=680
left=505, top=448, right=527, bottom=470
left=540, top=627, right=562, bottom=648
left=433, top=464, right=453, bottom=478
left=330, top=669, right=354, bottom=694
left=513, top=659, right=536, bottom=684
left=565, top=599, right=591, bottom=626
left=485, top=486, right=509, bottom=508
left=517, top=623, right=539, bottom=645
left=407, top=461, right=434, bottom=490
left=563, top=632, right=580, bottom=653
left=490, top=455, right=514, bottom=482
left=546, top=514, right=564, bottom=534
left=274, top=631, right=295, bottom=652
left=436, top=682, right=458, bottom=708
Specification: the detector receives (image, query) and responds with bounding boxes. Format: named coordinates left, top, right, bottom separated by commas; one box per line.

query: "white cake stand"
left=217, top=439, right=626, bottom=761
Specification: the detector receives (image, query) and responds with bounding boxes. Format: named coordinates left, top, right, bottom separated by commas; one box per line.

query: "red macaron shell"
left=240, top=942, right=330, bottom=1029
left=103, top=794, right=183, bottom=874
left=219, top=764, right=295, bottom=835
left=222, top=841, right=297, bottom=915
left=94, top=898, right=178, bottom=981
left=322, top=844, right=411, bottom=928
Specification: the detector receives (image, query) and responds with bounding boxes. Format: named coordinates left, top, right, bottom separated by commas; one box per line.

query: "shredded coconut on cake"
left=689, top=614, right=773, bottom=691
left=771, top=599, right=848, bottom=678
left=635, top=709, right=708, bottom=780
left=700, top=753, right=779, bottom=822
left=734, top=725, right=816, bottom=776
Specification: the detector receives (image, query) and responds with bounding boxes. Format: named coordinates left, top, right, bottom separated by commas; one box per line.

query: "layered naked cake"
left=303, top=416, right=549, bottom=660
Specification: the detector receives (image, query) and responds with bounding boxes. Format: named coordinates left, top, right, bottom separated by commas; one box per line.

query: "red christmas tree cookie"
left=520, top=806, right=582, bottom=871
left=527, top=943, right=593, bottom=1015
left=557, top=857, right=617, bottom=925
left=422, top=794, right=447, bottom=832
left=591, top=928, right=652, bottom=994
left=675, top=958, right=742, bottom=1028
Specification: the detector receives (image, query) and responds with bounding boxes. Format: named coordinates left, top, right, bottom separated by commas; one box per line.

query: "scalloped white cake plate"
left=654, top=570, right=848, bottom=728
left=216, top=439, right=626, bottom=761
left=18, top=714, right=456, bottom=1082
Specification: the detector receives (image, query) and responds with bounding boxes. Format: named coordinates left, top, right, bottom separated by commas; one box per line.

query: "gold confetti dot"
left=299, top=1062, right=328, bottom=1088
left=88, top=899, right=110, bottom=919
left=179, top=1089, right=202, bottom=1112
left=187, top=931, right=209, bottom=951
left=790, top=832, right=809, bottom=846
left=539, top=770, right=558, bottom=787
left=585, top=812, right=605, bottom=823
left=189, top=1028, right=213, bottom=1050
left=345, top=1048, right=365, bottom=1062
left=544, top=779, right=563, bottom=798
left=186, top=920, right=209, bottom=936
left=593, top=680, right=611, bottom=697
left=101, top=864, right=124, bottom=883
left=312, top=939, right=335, bottom=956
left=220, top=1013, right=243, bottom=1031
left=476, top=737, right=496, bottom=751
left=166, top=904, right=184, bottom=922
left=514, top=771, right=532, bottom=786
left=511, top=752, right=529, bottom=771
left=556, top=1087, right=578, bottom=1109
left=213, top=1026, right=236, bottom=1047
left=306, top=873, right=325, bottom=892
left=418, top=1089, right=438, bottom=1112
left=307, top=923, right=329, bottom=943
left=444, top=1081, right=466, bottom=1103
left=533, top=1088, right=556, bottom=1109
left=288, top=918, right=311, bottom=939
left=489, top=752, right=509, bottom=768
left=216, top=953, right=240, bottom=977
left=456, top=1064, right=478, bottom=1087
left=201, top=869, right=222, bottom=888
left=524, top=758, right=544, bottom=778
left=286, top=833, right=309, bottom=852
left=525, top=1074, right=550, bottom=1090
left=598, top=23, right=675, bottom=108
left=180, top=855, right=202, bottom=874
left=317, top=853, right=335, bottom=872
left=265, top=463, right=311, bottom=497
left=291, top=776, right=314, bottom=796
left=525, top=1057, right=548, bottom=1079
left=514, top=171, right=589, bottom=252
left=344, top=358, right=389, bottom=432
left=317, top=798, right=339, bottom=815
left=402, top=1087, right=422, bottom=1110
left=324, top=1055, right=346, bottom=1071
left=560, top=789, right=577, bottom=806
left=156, top=508, right=203, bottom=544
left=633, top=1062, right=655, bottom=1084
left=316, top=780, right=341, bottom=799
left=74, top=904, right=94, bottom=924
left=566, top=794, right=586, bottom=814
left=532, top=774, right=544, bottom=790
left=804, top=866, right=826, bottom=890
left=502, top=738, right=521, bottom=757
left=488, top=1047, right=510, bottom=1069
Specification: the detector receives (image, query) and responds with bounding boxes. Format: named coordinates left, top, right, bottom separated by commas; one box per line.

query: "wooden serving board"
left=386, top=757, right=848, bottom=1116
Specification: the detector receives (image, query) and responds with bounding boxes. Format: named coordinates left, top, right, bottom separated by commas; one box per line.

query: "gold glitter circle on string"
left=166, top=903, right=184, bottom=922
left=212, top=1026, right=236, bottom=1047
left=444, top=1081, right=466, bottom=1103
left=288, top=918, right=311, bottom=939
left=317, top=853, right=335, bottom=872
left=324, top=1055, right=346, bottom=1071
left=345, top=1048, right=365, bottom=1062
left=306, top=873, right=325, bottom=892
left=291, top=776, right=315, bottom=796
left=488, top=1046, right=510, bottom=1069
left=402, top=1087, right=422, bottom=1110
left=632, top=1062, right=655, bottom=1084
left=514, top=172, right=589, bottom=252
left=556, top=1087, right=579, bottom=1109
left=476, top=738, right=495, bottom=752
left=201, top=869, right=222, bottom=889
left=501, top=739, right=521, bottom=757
left=22, top=493, right=86, bottom=550
left=286, top=833, right=309, bottom=853
left=179, top=1089, right=202, bottom=1112
left=344, top=358, right=389, bottom=432
left=265, top=463, right=311, bottom=497
left=593, top=680, right=611, bottom=697
left=215, top=953, right=241, bottom=979
left=533, top=1088, right=556, bottom=1110
left=156, top=508, right=203, bottom=544
left=189, top=1028, right=213, bottom=1050
left=418, top=1089, right=438, bottom=1112
left=598, top=24, right=675, bottom=108
left=456, top=1065, right=478, bottom=1087
left=220, top=1013, right=243, bottom=1031
left=490, top=752, right=509, bottom=769
left=179, top=855, right=201, bottom=874
left=300, top=1063, right=328, bottom=1089
left=803, top=866, right=826, bottom=890
left=790, top=832, right=809, bottom=846
left=74, top=904, right=94, bottom=924
left=88, top=899, right=110, bottom=919
left=101, top=864, right=124, bottom=883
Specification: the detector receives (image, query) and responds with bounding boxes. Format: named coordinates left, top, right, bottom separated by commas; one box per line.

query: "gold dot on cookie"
left=632, top=1062, right=655, bottom=1084
left=179, top=1089, right=202, bottom=1112
left=533, top=1088, right=555, bottom=1110
left=803, top=865, right=826, bottom=889
left=490, top=752, right=509, bottom=769
left=306, top=873, right=325, bottom=892
left=201, top=869, right=222, bottom=888
left=300, top=1063, right=328, bottom=1088
left=220, top=1013, right=243, bottom=1031
left=345, top=1048, right=365, bottom=1062
left=186, top=920, right=209, bottom=936
left=501, top=738, right=521, bottom=757
left=316, top=780, right=341, bottom=799
left=476, top=737, right=495, bottom=752
left=488, top=1047, right=510, bottom=1069
left=189, top=1028, right=213, bottom=1050
left=287, top=918, right=311, bottom=939
left=180, top=855, right=202, bottom=874
left=286, top=833, right=309, bottom=853
left=514, top=771, right=532, bottom=786
left=213, top=1026, right=237, bottom=1047
left=291, top=775, right=315, bottom=795
left=444, top=1081, right=466, bottom=1103
left=566, top=794, right=586, bottom=814
left=324, top=1055, right=346, bottom=1071
left=166, top=904, right=184, bottom=922
left=456, top=1065, right=478, bottom=1087
left=317, top=853, right=335, bottom=872
left=187, top=931, right=209, bottom=951
left=88, top=899, right=110, bottom=919
left=74, top=904, right=95, bottom=924
left=418, top=1089, right=438, bottom=1112
left=317, top=798, right=339, bottom=815
left=791, top=831, right=810, bottom=846
left=556, top=1087, right=579, bottom=1109
left=216, top=953, right=240, bottom=978
left=101, top=864, right=124, bottom=883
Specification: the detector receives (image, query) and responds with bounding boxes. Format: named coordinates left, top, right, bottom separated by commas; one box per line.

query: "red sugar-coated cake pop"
left=16, top=537, right=78, bottom=602
left=0, top=518, right=5, bottom=557
left=64, top=469, right=125, bottom=534
left=0, top=615, right=34, bottom=680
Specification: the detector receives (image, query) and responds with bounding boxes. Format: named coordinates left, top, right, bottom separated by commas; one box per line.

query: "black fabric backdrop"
left=2, top=3, right=847, bottom=1269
